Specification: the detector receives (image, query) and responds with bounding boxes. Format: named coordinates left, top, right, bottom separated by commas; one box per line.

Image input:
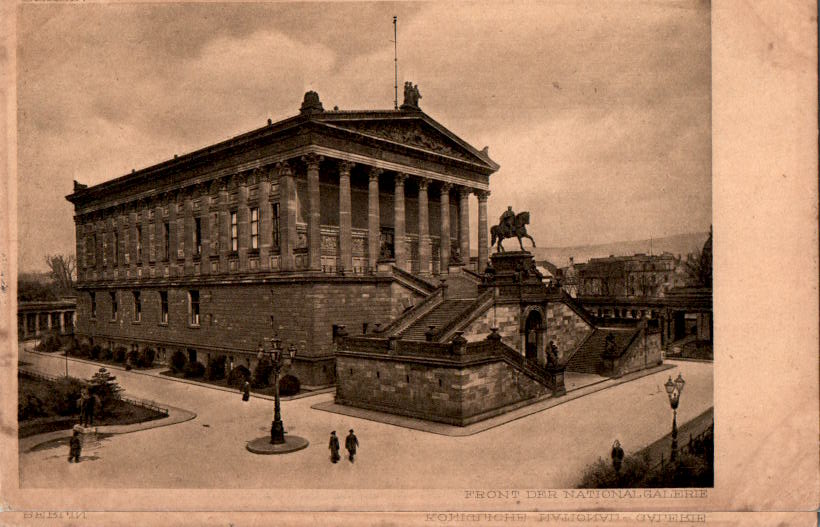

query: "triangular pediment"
left=316, top=113, right=498, bottom=170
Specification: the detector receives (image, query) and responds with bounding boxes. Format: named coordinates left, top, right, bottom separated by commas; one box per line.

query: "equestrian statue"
left=490, top=206, right=536, bottom=252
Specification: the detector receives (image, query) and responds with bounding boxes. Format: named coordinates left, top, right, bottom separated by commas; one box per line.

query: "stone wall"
left=545, top=302, right=593, bottom=362
left=335, top=352, right=549, bottom=426
left=75, top=278, right=425, bottom=387
left=461, top=304, right=520, bottom=350
left=616, top=331, right=663, bottom=377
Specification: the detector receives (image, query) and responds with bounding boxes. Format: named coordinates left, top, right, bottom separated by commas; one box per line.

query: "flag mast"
left=393, top=16, right=398, bottom=110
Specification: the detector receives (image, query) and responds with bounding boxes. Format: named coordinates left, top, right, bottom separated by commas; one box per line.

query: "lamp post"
left=664, top=373, right=686, bottom=461
left=257, top=336, right=297, bottom=445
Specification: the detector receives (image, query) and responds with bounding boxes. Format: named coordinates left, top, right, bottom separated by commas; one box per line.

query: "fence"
left=18, top=368, right=169, bottom=417
left=652, top=420, right=714, bottom=472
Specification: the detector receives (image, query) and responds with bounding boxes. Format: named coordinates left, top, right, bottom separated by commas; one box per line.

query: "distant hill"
left=532, top=232, right=710, bottom=268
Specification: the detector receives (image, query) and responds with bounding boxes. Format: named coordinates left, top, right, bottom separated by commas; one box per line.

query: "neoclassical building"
left=67, top=89, right=497, bottom=386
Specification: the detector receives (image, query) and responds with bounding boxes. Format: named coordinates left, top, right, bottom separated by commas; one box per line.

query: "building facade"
left=66, top=90, right=498, bottom=387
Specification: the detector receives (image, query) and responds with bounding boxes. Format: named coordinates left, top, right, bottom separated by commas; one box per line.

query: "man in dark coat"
left=345, top=429, right=359, bottom=462
left=329, top=431, right=340, bottom=463
left=611, top=439, right=625, bottom=475
left=242, top=381, right=250, bottom=402
left=68, top=429, right=82, bottom=463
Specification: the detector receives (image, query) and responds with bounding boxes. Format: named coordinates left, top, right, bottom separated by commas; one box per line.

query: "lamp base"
left=247, top=435, right=309, bottom=455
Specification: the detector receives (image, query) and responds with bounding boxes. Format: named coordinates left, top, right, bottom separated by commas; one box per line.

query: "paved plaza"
left=18, top=348, right=713, bottom=489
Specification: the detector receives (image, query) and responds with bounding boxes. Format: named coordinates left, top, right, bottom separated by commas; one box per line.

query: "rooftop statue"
left=400, top=81, right=422, bottom=110
left=490, top=207, right=536, bottom=252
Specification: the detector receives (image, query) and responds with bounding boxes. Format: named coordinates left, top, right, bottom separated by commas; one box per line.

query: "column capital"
left=395, top=172, right=409, bottom=185
left=458, top=186, right=472, bottom=199
left=440, top=182, right=453, bottom=193
left=276, top=161, right=293, bottom=178
left=475, top=189, right=490, bottom=201
left=301, top=153, right=324, bottom=169
left=369, top=167, right=383, bottom=181
left=417, top=177, right=431, bottom=191
left=338, top=160, right=355, bottom=175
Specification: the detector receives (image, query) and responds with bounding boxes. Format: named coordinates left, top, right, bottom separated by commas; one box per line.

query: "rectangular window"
left=163, top=222, right=170, bottom=261
left=250, top=207, right=259, bottom=250
left=110, top=291, right=118, bottom=321
left=90, top=292, right=97, bottom=319
left=160, top=291, right=169, bottom=324
left=272, top=203, right=280, bottom=250
left=230, top=211, right=238, bottom=252
left=136, top=226, right=142, bottom=262
left=194, top=217, right=202, bottom=256
left=113, top=231, right=119, bottom=266
left=88, top=234, right=96, bottom=267
left=189, top=290, right=200, bottom=326
left=133, top=291, right=141, bottom=322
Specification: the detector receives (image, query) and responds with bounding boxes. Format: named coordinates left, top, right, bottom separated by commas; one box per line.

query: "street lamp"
left=257, top=336, right=297, bottom=444
left=664, top=373, right=686, bottom=461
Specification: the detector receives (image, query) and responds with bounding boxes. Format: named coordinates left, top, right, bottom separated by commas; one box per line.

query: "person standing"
left=345, top=429, right=359, bottom=462
left=242, top=381, right=250, bottom=402
left=68, top=429, right=82, bottom=463
left=329, top=431, right=340, bottom=464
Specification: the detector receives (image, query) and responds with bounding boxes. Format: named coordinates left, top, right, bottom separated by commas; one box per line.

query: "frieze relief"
left=339, top=121, right=475, bottom=163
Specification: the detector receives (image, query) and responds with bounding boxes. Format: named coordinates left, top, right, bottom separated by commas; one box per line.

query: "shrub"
left=170, top=350, right=187, bottom=373
left=183, top=361, right=205, bottom=378
left=126, top=349, right=140, bottom=366
left=88, top=367, right=123, bottom=416
left=97, top=345, right=109, bottom=360
left=227, top=365, right=251, bottom=387
left=64, top=337, right=79, bottom=355
left=37, top=334, right=62, bottom=353
left=18, top=394, right=46, bottom=420
left=139, top=348, right=156, bottom=368
left=113, top=346, right=127, bottom=363
left=76, top=342, right=91, bottom=358
left=251, top=356, right=273, bottom=388
left=51, top=377, right=88, bottom=416
left=279, top=374, right=301, bottom=396
left=206, top=355, right=227, bottom=381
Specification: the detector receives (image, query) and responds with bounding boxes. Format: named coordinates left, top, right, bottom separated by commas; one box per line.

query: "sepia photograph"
left=2, top=0, right=816, bottom=525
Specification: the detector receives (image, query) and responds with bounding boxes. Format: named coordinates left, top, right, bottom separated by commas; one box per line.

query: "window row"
left=89, top=290, right=199, bottom=326
left=83, top=205, right=280, bottom=269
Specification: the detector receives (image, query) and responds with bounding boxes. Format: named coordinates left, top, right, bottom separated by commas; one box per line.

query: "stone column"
left=116, top=211, right=126, bottom=271
left=34, top=313, right=39, bottom=336
left=393, top=173, right=407, bottom=271
left=128, top=208, right=138, bottom=274
left=418, top=178, right=431, bottom=275
left=218, top=180, right=230, bottom=273
left=367, top=167, right=382, bottom=270
left=458, top=188, right=471, bottom=267
left=96, top=218, right=104, bottom=274
left=338, top=161, right=354, bottom=272
left=439, top=183, right=451, bottom=272
left=152, top=200, right=163, bottom=265
left=183, top=191, right=195, bottom=274
left=477, top=190, right=489, bottom=272
left=200, top=183, right=211, bottom=274
left=278, top=162, right=297, bottom=271
left=237, top=176, right=250, bottom=271
left=168, top=194, right=179, bottom=273
left=59, top=311, right=66, bottom=334
left=259, top=169, right=273, bottom=270
left=303, top=154, right=323, bottom=271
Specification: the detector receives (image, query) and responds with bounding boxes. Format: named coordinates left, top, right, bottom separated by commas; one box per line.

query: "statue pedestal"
left=488, top=251, right=542, bottom=285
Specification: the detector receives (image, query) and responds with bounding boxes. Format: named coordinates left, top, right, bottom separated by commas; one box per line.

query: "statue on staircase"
left=490, top=207, right=536, bottom=252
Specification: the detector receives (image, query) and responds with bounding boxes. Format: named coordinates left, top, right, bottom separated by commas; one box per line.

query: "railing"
left=651, top=420, right=714, bottom=472
left=391, top=265, right=439, bottom=293
left=379, top=286, right=444, bottom=336
left=469, top=339, right=556, bottom=390
left=120, top=396, right=169, bottom=416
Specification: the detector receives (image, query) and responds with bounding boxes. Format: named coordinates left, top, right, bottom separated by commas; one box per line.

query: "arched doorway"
left=524, top=310, right=543, bottom=362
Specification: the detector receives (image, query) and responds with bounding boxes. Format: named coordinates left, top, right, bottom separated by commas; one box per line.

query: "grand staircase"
left=565, top=327, right=638, bottom=374
left=399, top=299, right=477, bottom=341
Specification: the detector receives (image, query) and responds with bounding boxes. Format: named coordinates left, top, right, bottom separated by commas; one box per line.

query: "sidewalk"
left=635, top=406, right=714, bottom=463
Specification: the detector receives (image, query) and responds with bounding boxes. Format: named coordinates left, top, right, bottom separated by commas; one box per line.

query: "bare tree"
left=44, top=254, right=76, bottom=295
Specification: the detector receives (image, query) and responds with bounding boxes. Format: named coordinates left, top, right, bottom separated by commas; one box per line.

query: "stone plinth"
left=486, top=251, right=543, bottom=286
left=246, top=435, right=309, bottom=455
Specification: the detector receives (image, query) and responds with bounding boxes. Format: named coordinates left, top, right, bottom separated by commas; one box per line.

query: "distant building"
left=574, top=252, right=687, bottom=298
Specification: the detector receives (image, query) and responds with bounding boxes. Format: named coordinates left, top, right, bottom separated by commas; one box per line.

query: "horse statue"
left=490, top=210, right=536, bottom=252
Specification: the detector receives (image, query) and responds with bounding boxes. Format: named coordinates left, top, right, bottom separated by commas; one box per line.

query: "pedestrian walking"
left=68, top=429, right=82, bottom=463
left=345, top=429, right=359, bottom=462
left=329, top=431, right=340, bottom=464
left=242, top=381, right=250, bottom=402
left=611, top=439, right=624, bottom=475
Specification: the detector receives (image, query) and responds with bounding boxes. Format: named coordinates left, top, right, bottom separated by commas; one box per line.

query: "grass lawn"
left=18, top=374, right=166, bottom=438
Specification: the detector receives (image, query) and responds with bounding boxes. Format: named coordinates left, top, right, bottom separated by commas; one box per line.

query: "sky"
left=16, top=1, right=711, bottom=273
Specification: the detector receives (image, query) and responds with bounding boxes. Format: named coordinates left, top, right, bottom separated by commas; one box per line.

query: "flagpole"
left=393, top=16, right=398, bottom=110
